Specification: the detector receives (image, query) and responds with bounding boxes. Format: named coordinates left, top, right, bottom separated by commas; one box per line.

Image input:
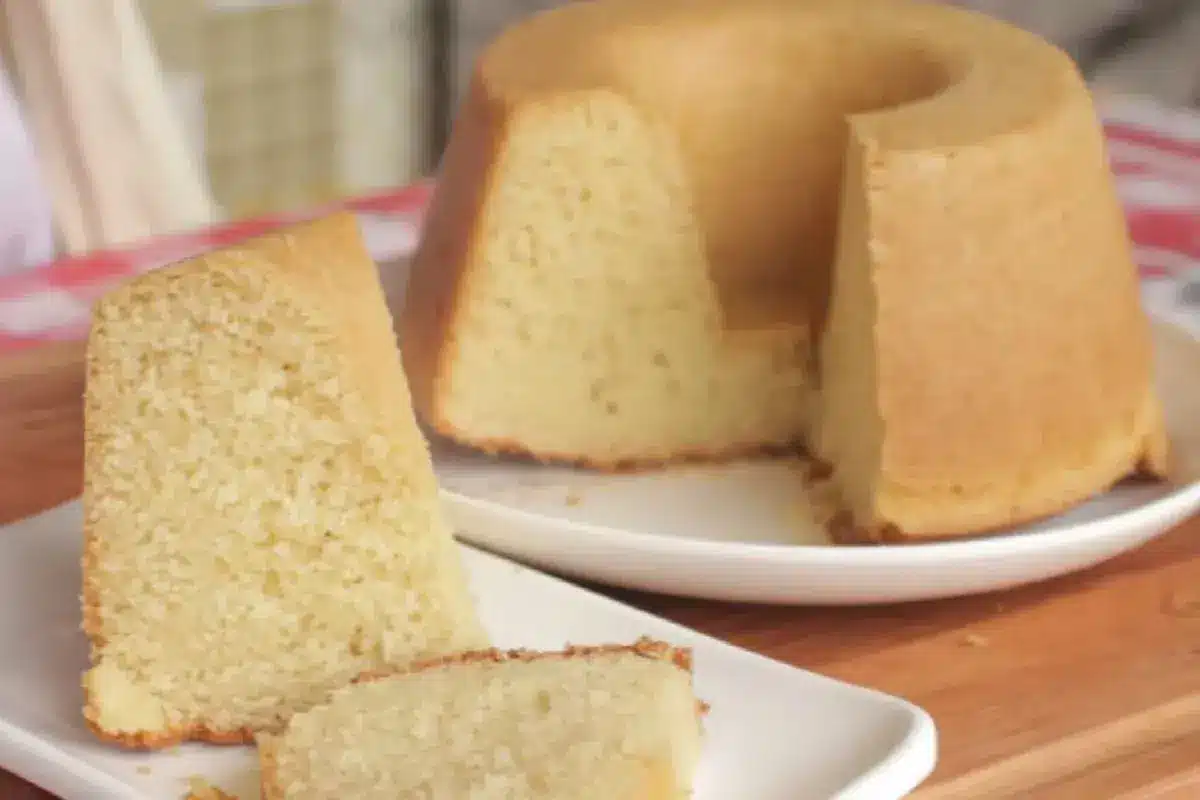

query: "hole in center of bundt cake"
left=601, top=21, right=958, bottom=337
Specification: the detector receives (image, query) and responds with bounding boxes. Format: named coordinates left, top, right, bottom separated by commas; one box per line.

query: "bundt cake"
left=258, top=639, right=703, bottom=799
left=400, top=0, right=1168, bottom=541
left=82, top=213, right=487, bottom=748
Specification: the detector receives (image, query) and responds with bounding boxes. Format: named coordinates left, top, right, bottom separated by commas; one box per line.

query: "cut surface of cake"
left=400, top=0, right=1168, bottom=541
left=82, top=213, right=487, bottom=748
left=258, top=638, right=704, bottom=799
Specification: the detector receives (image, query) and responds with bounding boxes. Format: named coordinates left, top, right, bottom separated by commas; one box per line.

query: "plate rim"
left=443, top=475, right=1200, bottom=566
left=0, top=720, right=143, bottom=800
left=439, top=316, right=1200, bottom=566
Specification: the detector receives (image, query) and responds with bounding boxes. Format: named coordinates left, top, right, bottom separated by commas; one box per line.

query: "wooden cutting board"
left=0, top=337, right=1198, bottom=799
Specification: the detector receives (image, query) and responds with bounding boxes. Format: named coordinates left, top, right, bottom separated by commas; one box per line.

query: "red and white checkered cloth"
left=0, top=97, right=1196, bottom=354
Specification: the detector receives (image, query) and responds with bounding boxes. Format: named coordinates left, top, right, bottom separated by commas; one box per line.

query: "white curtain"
left=0, top=65, right=55, bottom=275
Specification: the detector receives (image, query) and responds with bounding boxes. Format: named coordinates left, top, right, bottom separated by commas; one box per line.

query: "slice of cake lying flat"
left=258, top=638, right=705, bottom=799
left=81, top=213, right=487, bottom=748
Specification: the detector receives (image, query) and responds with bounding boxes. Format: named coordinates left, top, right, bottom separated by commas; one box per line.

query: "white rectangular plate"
left=0, top=503, right=936, bottom=799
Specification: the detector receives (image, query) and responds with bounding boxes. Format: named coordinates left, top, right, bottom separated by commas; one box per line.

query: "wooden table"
left=2, top=340, right=1199, bottom=799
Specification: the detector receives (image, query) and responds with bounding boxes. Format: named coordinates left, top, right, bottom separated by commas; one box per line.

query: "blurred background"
left=0, top=0, right=1196, bottom=270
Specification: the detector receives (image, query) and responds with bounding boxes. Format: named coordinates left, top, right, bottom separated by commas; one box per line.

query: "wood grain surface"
left=1, top=339, right=1198, bottom=799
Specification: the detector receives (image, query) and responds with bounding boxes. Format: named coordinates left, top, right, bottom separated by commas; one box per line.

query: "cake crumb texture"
left=260, top=638, right=703, bottom=799
left=81, top=212, right=487, bottom=748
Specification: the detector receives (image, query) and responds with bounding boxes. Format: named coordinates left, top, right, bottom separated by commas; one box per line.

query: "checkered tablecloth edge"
left=0, top=98, right=1196, bottom=353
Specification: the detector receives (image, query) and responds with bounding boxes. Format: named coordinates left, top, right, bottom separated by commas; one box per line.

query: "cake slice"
left=81, top=213, right=487, bottom=748
left=258, top=639, right=705, bottom=799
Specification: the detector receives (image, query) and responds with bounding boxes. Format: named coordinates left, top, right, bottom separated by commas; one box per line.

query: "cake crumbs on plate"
left=135, top=765, right=152, bottom=775
left=565, top=490, right=583, bottom=506
left=184, top=776, right=237, bottom=800
left=962, top=633, right=990, bottom=648
left=1164, top=589, right=1200, bottom=618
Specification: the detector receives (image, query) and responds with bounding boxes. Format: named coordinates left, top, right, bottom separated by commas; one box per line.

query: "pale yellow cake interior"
left=441, top=91, right=810, bottom=463
left=83, top=218, right=486, bottom=742
left=260, top=648, right=701, bottom=799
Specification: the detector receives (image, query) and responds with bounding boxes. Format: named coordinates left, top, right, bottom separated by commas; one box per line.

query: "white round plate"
left=434, top=322, right=1200, bottom=605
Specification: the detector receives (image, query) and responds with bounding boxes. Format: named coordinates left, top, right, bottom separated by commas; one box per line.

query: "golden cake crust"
left=401, top=0, right=1169, bottom=540
left=355, top=636, right=697, bottom=685
left=348, top=637, right=709, bottom=718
